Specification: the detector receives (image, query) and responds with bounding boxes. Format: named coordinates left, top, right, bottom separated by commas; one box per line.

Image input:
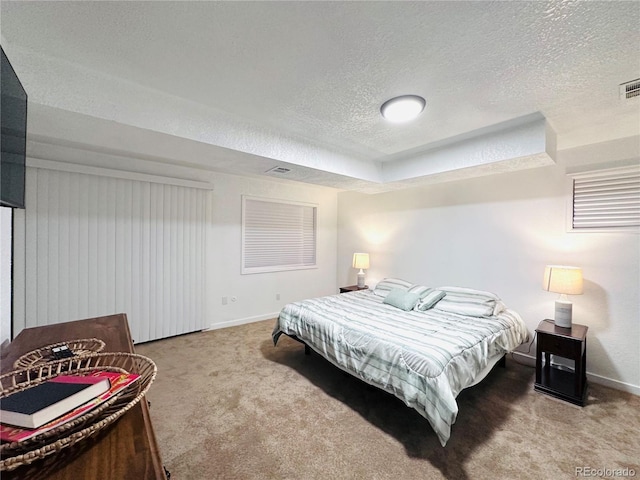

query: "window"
left=242, top=196, right=317, bottom=274
left=570, top=166, right=640, bottom=232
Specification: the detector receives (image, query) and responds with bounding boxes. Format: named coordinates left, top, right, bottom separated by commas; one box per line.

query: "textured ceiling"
left=1, top=1, right=639, bottom=191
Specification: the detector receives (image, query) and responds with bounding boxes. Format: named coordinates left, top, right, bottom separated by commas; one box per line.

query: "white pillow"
left=373, top=278, right=412, bottom=297
left=414, top=288, right=447, bottom=311
left=407, top=284, right=431, bottom=298
left=437, top=286, right=500, bottom=300
left=433, top=286, right=501, bottom=317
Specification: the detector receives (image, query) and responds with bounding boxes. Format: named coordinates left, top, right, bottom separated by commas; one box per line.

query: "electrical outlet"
left=276, top=293, right=280, bottom=301
left=222, top=296, right=228, bottom=305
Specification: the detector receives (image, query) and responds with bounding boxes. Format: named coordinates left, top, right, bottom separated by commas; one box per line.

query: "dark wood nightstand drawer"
left=537, top=333, right=578, bottom=358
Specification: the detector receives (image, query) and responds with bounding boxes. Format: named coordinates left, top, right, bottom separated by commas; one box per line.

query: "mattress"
left=272, top=289, right=528, bottom=446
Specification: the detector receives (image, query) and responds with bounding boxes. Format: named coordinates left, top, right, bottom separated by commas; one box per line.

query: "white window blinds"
left=572, top=166, right=640, bottom=230
left=242, top=196, right=317, bottom=274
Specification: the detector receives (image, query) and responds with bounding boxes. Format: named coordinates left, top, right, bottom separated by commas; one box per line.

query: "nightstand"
left=339, top=285, right=369, bottom=294
left=534, top=319, right=588, bottom=406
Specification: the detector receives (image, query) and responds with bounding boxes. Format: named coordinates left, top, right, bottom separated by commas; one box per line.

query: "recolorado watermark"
left=576, top=467, right=636, bottom=478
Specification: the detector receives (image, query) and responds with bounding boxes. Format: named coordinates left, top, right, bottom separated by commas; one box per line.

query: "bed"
left=272, top=279, right=528, bottom=446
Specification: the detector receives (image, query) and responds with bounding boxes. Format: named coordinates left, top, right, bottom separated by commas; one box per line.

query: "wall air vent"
left=266, top=166, right=291, bottom=175
left=619, top=78, right=640, bottom=100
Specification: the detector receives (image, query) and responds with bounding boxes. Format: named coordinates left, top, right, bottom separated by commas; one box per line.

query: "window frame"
left=241, top=195, right=318, bottom=274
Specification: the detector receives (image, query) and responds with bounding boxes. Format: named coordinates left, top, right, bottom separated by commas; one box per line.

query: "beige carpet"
left=135, top=320, right=640, bottom=480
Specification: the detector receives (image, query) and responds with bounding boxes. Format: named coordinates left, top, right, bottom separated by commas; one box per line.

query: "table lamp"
left=352, top=253, right=370, bottom=288
left=543, top=265, right=583, bottom=328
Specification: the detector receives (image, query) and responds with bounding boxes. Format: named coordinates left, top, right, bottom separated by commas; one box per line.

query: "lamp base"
left=554, top=300, right=573, bottom=329
left=357, top=271, right=366, bottom=288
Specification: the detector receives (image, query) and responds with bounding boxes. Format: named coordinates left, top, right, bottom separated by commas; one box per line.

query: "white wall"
left=0, top=207, right=12, bottom=345
left=205, top=172, right=338, bottom=329
left=337, top=137, right=640, bottom=394
left=9, top=151, right=339, bottom=339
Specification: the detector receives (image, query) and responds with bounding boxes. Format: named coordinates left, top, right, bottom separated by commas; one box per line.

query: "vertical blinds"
left=23, top=168, right=211, bottom=342
left=242, top=196, right=317, bottom=274
left=572, top=166, right=640, bottom=229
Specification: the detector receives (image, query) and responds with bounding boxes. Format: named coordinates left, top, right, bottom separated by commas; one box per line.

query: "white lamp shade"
left=543, top=265, right=583, bottom=295
left=352, top=253, right=370, bottom=270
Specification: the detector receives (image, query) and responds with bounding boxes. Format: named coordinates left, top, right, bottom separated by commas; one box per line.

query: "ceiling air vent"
left=266, top=166, right=291, bottom=175
left=619, top=78, right=640, bottom=100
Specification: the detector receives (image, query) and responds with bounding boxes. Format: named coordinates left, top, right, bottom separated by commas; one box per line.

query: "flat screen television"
left=1, top=46, right=27, bottom=209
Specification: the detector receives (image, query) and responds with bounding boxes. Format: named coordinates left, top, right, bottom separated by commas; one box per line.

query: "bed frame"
left=285, top=333, right=311, bottom=355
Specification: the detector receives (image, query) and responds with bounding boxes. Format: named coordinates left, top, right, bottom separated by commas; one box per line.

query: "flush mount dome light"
left=380, top=95, right=426, bottom=123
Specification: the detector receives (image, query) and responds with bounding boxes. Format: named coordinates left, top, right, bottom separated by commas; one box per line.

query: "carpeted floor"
left=135, top=319, right=640, bottom=480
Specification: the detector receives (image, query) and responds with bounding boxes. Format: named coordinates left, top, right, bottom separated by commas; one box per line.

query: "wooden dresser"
left=0, top=314, right=166, bottom=479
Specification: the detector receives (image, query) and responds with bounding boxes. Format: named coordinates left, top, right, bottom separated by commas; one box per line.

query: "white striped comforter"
left=272, top=290, right=528, bottom=446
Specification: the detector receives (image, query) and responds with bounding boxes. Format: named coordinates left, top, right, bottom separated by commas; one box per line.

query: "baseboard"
left=206, top=312, right=279, bottom=331
left=586, top=372, right=640, bottom=396
left=510, top=351, right=640, bottom=396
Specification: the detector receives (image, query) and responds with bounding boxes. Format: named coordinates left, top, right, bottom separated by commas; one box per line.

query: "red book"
left=0, top=371, right=140, bottom=443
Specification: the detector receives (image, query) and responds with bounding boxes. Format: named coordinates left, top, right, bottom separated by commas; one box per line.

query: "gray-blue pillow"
left=383, top=288, right=421, bottom=311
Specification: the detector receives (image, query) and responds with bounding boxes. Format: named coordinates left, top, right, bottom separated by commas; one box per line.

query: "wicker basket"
left=13, top=338, right=106, bottom=369
left=0, top=352, right=156, bottom=472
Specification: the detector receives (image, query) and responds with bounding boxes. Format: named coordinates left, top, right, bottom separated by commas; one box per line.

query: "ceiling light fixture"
left=380, top=95, right=426, bottom=123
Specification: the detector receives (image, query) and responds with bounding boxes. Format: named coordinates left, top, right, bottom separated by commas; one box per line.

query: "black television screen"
left=1, top=46, right=27, bottom=209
